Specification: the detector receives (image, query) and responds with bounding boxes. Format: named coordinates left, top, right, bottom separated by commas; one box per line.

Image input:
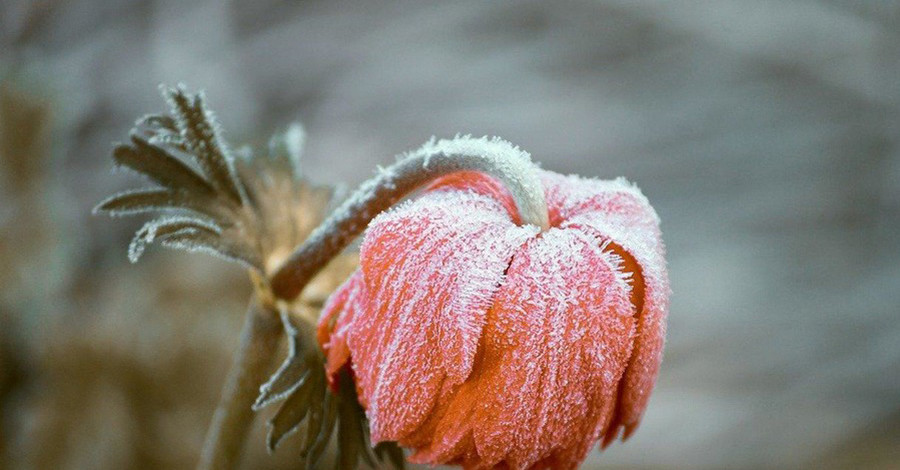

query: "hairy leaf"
left=267, top=369, right=318, bottom=451
left=266, top=123, right=306, bottom=178
left=158, top=228, right=262, bottom=269
left=260, top=314, right=405, bottom=469
left=93, top=188, right=226, bottom=222
left=135, top=114, right=178, bottom=132
left=114, top=136, right=214, bottom=196
left=94, top=188, right=181, bottom=216
left=374, top=442, right=406, bottom=469
left=163, top=85, right=243, bottom=204
left=255, top=313, right=315, bottom=409
left=127, top=216, right=221, bottom=263
left=134, top=114, right=190, bottom=153
left=301, top=373, right=327, bottom=459
left=305, top=389, right=337, bottom=470
left=337, top=371, right=369, bottom=469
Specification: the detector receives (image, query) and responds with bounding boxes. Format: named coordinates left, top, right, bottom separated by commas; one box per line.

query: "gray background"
left=1, top=1, right=898, bottom=469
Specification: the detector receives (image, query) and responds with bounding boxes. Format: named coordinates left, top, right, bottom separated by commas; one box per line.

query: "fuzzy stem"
left=198, top=298, right=282, bottom=470
left=270, top=136, right=548, bottom=300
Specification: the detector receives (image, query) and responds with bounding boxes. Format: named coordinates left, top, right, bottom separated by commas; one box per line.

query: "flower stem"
left=197, top=137, right=546, bottom=469
left=198, top=297, right=282, bottom=470
left=270, top=136, right=548, bottom=300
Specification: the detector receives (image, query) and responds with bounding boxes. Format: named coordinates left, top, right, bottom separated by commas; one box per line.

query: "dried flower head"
left=317, top=170, right=669, bottom=469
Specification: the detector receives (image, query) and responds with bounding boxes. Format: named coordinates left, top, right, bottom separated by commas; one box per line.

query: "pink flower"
left=318, top=169, right=669, bottom=469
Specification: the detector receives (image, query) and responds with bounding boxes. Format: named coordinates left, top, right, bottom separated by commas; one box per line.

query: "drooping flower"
left=318, top=169, right=669, bottom=470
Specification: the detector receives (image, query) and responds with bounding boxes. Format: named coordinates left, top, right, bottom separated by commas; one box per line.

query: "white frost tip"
left=283, top=123, right=306, bottom=172
left=402, top=135, right=549, bottom=230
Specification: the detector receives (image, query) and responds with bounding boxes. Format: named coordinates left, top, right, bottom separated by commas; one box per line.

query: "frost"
left=298, top=135, right=550, bottom=278
left=464, top=228, right=638, bottom=468
left=254, top=310, right=311, bottom=410
left=127, top=215, right=222, bottom=263
left=402, top=135, right=548, bottom=230
left=283, top=123, right=306, bottom=175
left=329, top=166, right=668, bottom=468
left=350, top=189, right=538, bottom=442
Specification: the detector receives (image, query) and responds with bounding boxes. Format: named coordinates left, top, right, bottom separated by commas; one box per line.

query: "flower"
left=318, top=169, right=669, bottom=469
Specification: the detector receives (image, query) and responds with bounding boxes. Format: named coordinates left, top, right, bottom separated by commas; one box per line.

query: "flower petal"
left=411, top=228, right=637, bottom=469
left=351, top=188, right=538, bottom=442
left=317, top=269, right=365, bottom=386
left=426, top=171, right=520, bottom=224
left=544, top=172, right=669, bottom=444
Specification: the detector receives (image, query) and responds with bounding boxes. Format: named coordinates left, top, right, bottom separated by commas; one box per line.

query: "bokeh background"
left=1, top=1, right=899, bottom=469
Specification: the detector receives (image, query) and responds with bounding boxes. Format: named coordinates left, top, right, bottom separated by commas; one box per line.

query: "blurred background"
left=1, top=1, right=899, bottom=469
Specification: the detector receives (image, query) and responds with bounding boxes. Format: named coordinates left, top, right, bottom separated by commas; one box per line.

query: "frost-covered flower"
left=318, top=169, right=669, bottom=470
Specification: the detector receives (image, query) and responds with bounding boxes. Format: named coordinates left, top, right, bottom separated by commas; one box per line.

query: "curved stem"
left=198, top=297, right=282, bottom=470
left=270, top=136, right=548, bottom=300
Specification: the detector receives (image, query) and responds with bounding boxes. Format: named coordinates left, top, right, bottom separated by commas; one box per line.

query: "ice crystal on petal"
left=317, top=155, right=669, bottom=469
left=354, top=188, right=538, bottom=441
left=412, top=228, right=635, bottom=469
left=540, top=170, right=669, bottom=442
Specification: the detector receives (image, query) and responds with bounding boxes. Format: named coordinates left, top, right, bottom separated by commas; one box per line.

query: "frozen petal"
left=351, top=188, right=538, bottom=442
left=408, top=228, right=636, bottom=469
left=317, top=269, right=365, bottom=386
left=427, top=171, right=520, bottom=224
left=474, top=229, right=637, bottom=468
left=547, top=173, right=669, bottom=443
left=541, top=171, right=659, bottom=232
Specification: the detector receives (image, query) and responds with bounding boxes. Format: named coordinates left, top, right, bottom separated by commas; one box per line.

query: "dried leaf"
left=114, top=137, right=214, bottom=197
left=267, top=368, right=318, bottom=451
left=93, top=188, right=223, bottom=221
left=305, top=388, right=337, bottom=470
left=127, top=216, right=222, bottom=263
left=374, top=442, right=406, bottom=469
left=163, top=85, right=243, bottom=204
left=254, top=312, right=315, bottom=409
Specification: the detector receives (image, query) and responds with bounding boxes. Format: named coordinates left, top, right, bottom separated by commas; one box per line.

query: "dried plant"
left=96, top=86, right=556, bottom=470
left=95, top=85, right=328, bottom=275
left=95, top=85, right=403, bottom=469
left=255, top=311, right=404, bottom=470
left=99, top=83, right=667, bottom=470
left=0, top=83, right=54, bottom=297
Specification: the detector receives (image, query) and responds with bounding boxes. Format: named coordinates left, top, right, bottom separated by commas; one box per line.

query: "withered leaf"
left=304, top=387, right=337, bottom=470
left=118, top=135, right=215, bottom=197
left=267, top=367, right=318, bottom=451
left=99, top=84, right=336, bottom=276
left=254, top=311, right=316, bottom=409
left=374, top=442, right=406, bottom=469
left=162, top=85, right=243, bottom=204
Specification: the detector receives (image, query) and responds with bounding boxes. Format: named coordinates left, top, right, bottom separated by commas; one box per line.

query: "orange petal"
left=317, top=269, right=365, bottom=388
left=543, top=171, right=669, bottom=444
left=409, top=228, right=637, bottom=469
left=473, top=229, right=637, bottom=469
left=427, top=171, right=520, bottom=224
left=351, top=188, right=538, bottom=442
